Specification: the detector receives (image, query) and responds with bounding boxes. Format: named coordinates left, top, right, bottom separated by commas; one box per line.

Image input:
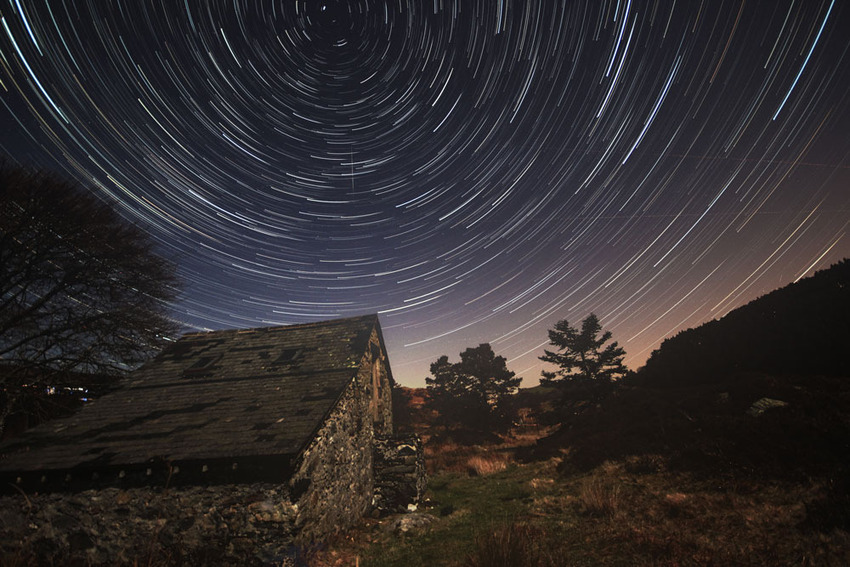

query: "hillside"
left=318, top=373, right=850, bottom=565
left=639, top=259, right=850, bottom=385
left=528, top=261, right=850, bottom=479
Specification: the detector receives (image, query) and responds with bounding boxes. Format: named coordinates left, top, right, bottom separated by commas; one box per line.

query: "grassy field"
left=313, top=435, right=849, bottom=566
left=311, top=372, right=850, bottom=566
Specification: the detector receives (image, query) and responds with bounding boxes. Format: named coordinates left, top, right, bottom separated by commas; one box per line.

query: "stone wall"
left=288, top=340, right=394, bottom=542
left=368, top=328, right=395, bottom=435
left=373, top=434, right=427, bottom=514
left=0, top=483, right=297, bottom=565
left=0, top=337, right=402, bottom=563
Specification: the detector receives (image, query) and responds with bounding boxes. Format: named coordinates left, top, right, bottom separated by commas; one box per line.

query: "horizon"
left=1, top=1, right=848, bottom=387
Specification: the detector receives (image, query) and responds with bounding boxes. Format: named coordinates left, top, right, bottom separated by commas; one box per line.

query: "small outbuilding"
left=0, top=314, right=425, bottom=565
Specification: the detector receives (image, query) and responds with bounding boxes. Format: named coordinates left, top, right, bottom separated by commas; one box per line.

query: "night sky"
left=1, top=1, right=848, bottom=387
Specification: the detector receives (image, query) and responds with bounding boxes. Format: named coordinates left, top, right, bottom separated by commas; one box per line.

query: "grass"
left=359, top=464, right=538, bottom=567
left=310, top=436, right=850, bottom=566
left=312, top=373, right=850, bottom=565
left=578, top=474, right=621, bottom=518
left=466, top=454, right=509, bottom=476
left=463, top=521, right=551, bottom=567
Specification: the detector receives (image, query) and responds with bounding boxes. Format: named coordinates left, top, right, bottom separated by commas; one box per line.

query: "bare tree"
left=0, top=162, right=180, bottom=435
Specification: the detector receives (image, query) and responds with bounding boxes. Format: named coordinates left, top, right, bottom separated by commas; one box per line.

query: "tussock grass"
left=424, top=441, right=470, bottom=474
left=578, top=476, right=621, bottom=517
left=464, top=522, right=552, bottom=567
left=424, top=430, right=536, bottom=476
left=466, top=454, right=508, bottom=476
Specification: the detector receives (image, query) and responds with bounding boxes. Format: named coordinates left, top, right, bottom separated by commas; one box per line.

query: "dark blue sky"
left=1, top=1, right=848, bottom=386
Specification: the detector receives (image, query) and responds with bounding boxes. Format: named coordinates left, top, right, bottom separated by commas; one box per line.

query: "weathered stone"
left=373, top=434, right=427, bottom=514
left=747, top=397, right=789, bottom=417
left=0, top=316, right=427, bottom=564
left=0, top=483, right=298, bottom=565
left=386, top=512, right=437, bottom=535
left=381, top=465, right=417, bottom=474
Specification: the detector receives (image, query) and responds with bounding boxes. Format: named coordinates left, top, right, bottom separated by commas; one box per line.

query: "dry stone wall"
left=373, top=434, right=426, bottom=514
left=0, top=483, right=298, bottom=565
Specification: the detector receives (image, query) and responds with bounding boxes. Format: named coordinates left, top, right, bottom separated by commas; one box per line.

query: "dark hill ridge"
left=639, top=259, right=850, bottom=385
left=522, top=260, right=850, bottom=486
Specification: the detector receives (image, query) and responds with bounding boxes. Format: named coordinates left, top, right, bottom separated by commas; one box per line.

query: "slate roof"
left=0, top=314, right=390, bottom=489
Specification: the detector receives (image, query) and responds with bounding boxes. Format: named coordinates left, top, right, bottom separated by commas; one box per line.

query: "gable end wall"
left=290, top=328, right=394, bottom=542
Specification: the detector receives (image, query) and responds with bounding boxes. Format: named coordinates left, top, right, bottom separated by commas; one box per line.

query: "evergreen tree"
left=425, top=343, right=521, bottom=433
left=540, top=314, right=627, bottom=386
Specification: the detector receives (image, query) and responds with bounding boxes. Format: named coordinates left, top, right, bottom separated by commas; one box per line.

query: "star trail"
left=1, top=1, right=848, bottom=386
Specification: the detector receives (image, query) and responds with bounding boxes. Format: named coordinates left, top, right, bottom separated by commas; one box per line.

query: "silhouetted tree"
left=425, top=343, right=521, bottom=434
left=540, top=314, right=627, bottom=383
left=0, top=162, right=180, bottom=436
left=539, top=314, right=626, bottom=410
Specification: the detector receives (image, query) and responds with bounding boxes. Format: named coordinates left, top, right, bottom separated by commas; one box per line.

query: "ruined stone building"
left=0, top=314, right=425, bottom=565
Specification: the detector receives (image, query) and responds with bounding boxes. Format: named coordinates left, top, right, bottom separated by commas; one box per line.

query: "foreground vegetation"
left=314, top=431, right=849, bottom=566
left=314, top=361, right=850, bottom=566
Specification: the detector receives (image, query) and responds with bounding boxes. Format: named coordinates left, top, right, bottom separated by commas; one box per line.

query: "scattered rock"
left=386, top=512, right=436, bottom=535
left=747, top=397, right=788, bottom=417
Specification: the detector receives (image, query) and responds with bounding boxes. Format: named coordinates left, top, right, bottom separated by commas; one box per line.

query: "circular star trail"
left=1, top=1, right=848, bottom=386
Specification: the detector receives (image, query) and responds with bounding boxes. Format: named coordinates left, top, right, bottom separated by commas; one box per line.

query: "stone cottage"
left=0, top=314, right=425, bottom=565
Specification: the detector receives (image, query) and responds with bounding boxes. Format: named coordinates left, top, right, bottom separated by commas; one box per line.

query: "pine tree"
left=540, top=314, right=627, bottom=385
